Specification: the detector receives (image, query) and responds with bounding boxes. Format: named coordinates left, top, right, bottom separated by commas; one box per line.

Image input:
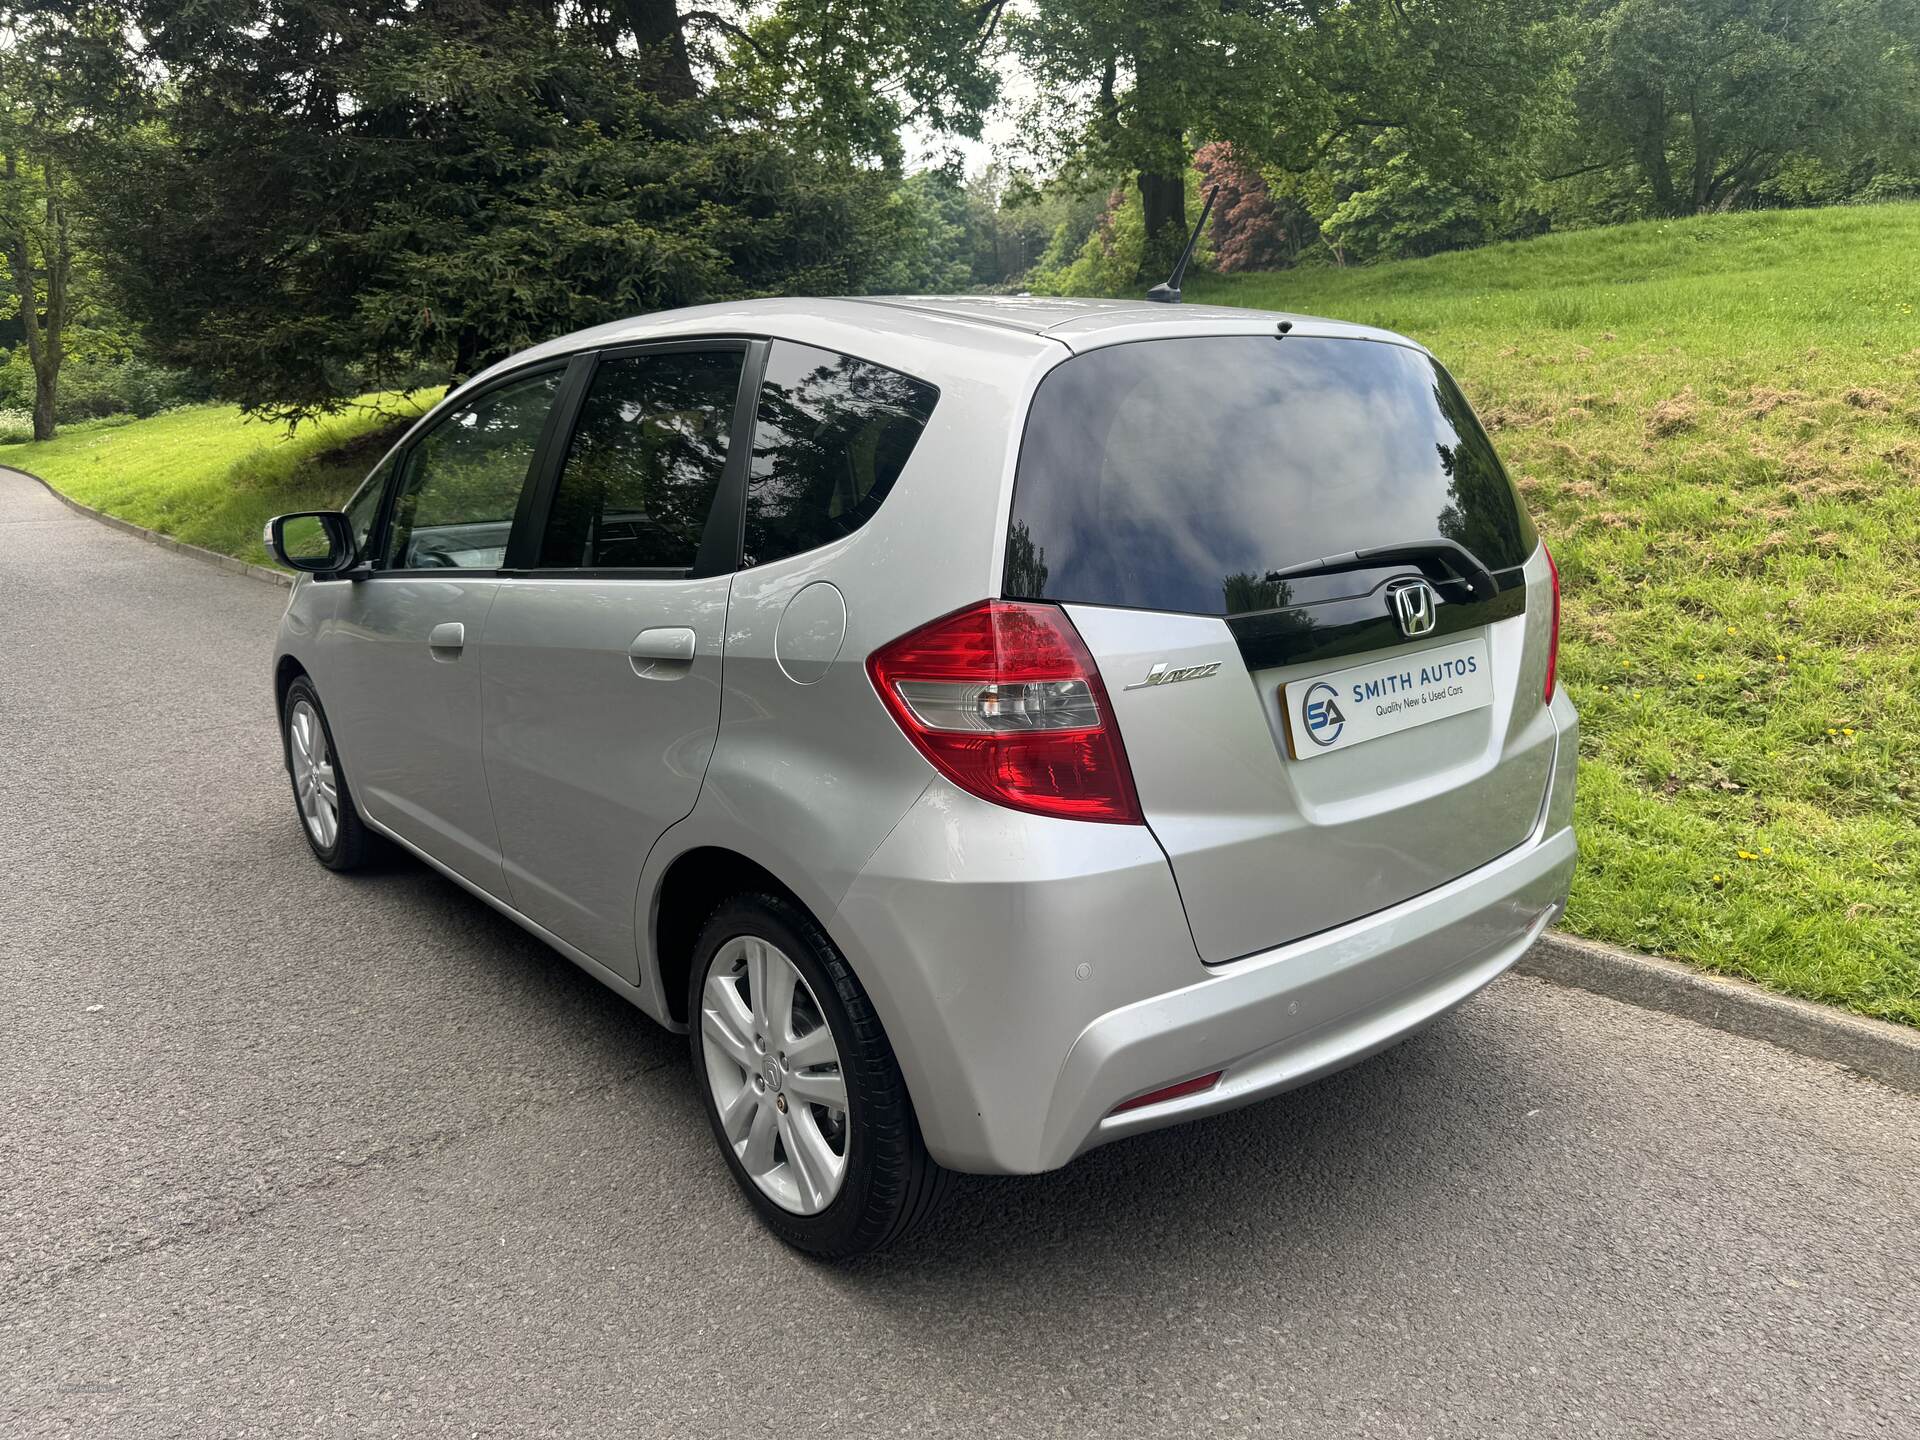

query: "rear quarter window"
left=1005, top=335, right=1536, bottom=616
left=742, top=341, right=939, bottom=568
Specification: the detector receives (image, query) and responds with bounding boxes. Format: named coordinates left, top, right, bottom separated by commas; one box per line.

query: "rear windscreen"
left=1004, top=335, right=1537, bottom=616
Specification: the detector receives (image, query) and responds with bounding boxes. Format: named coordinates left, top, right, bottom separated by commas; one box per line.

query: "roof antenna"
left=1145, top=185, right=1219, bottom=304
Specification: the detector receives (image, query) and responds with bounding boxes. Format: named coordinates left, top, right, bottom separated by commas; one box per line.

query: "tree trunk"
left=1638, top=140, right=1679, bottom=216
left=620, top=0, right=696, bottom=101
left=1689, top=103, right=1715, bottom=213
left=31, top=371, right=55, bottom=442
left=37, top=162, right=69, bottom=442
left=4, top=149, right=62, bottom=441
left=1137, top=169, right=1188, bottom=284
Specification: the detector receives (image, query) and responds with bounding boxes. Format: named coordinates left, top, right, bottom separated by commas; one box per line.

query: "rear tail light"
left=866, top=599, right=1143, bottom=824
left=1542, top=543, right=1561, bottom=703
left=1109, top=1070, right=1224, bottom=1115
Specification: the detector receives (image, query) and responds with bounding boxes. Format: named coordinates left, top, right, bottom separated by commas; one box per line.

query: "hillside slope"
left=6, top=394, right=436, bottom=568
left=1201, top=205, right=1919, bottom=1023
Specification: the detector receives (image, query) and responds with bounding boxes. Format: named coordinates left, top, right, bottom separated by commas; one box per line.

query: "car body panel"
left=479, top=573, right=733, bottom=979
left=314, top=574, right=508, bottom=894
left=1068, top=547, right=1558, bottom=962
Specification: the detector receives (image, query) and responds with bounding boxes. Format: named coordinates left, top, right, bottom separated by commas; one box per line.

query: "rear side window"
left=539, top=348, right=745, bottom=570
left=384, top=368, right=563, bottom=571
left=742, top=341, right=939, bottom=568
left=1005, top=336, right=1537, bottom=616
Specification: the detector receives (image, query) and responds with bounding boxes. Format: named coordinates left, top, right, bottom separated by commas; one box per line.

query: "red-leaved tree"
left=1194, top=141, right=1299, bottom=273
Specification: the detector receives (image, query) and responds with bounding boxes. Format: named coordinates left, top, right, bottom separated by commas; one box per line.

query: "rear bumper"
left=834, top=778, right=1576, bottom=1176
left=1036, top=820, right=1574, bottom=1170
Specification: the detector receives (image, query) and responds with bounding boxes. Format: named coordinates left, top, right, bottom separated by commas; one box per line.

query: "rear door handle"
left=428, top=621, right=465, bottom=651
left=628, top=626, right=697, bottom=679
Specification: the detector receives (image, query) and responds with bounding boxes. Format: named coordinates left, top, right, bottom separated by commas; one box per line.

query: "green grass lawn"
left=7, top=205, right=1915, bottom=1024
left=1199, top=203, right=1920, bottom=1025
left=3, top=392, right=439, bottom=568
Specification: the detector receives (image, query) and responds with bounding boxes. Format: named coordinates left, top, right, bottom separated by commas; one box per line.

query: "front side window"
left=383, top=369, right=562, bottom=570
left=742, top=342, right=939, bottom=568
left=538, top=348, right=744, bottom=570
left=341, top=458, right=392, bottom=561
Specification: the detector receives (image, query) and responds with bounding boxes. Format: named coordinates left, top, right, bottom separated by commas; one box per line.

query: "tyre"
left=281, top=676, right=380, bottom=871
left=687, top=893, right=949, bottom=1258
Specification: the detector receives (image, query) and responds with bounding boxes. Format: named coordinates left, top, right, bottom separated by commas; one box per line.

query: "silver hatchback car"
left=267, top=296, right=1576, bottom=1256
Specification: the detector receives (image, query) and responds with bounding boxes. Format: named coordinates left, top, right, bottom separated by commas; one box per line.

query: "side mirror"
left=265, top=511, right=357, bottom=576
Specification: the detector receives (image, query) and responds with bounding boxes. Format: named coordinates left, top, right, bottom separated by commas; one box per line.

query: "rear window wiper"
left=1262, top=540, right=1499, bottom=602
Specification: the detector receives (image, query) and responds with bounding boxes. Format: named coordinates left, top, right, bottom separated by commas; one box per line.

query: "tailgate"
left=1004, top=331, right=1556, bottom=963
left=1070, top=554, right=1557, bottom=961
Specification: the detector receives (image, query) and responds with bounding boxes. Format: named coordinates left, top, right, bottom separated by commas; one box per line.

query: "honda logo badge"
left=1387, top=579, right=1439, bottom=638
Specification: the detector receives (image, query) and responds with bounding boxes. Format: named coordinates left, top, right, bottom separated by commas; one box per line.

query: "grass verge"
left=1200, top=203, right=1920, bottom=1026
left=4, top=392, right=439, bottom=569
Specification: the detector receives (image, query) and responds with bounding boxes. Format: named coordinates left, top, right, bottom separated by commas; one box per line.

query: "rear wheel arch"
left=652, top=847, right=817, bottom=1028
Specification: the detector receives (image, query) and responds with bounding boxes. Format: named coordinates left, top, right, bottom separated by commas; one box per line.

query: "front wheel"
left=687, top=894, right=949, bottom=1258
left=281, top=676, right=380, bottom=871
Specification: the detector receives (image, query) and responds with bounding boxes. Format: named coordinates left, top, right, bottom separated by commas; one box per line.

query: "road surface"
left=2, top=467, right=1916, bottom=1438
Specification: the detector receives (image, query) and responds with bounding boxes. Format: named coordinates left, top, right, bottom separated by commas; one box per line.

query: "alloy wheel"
left=699, top=935, right=850, bottom=1215
left=288, top=698, right=339, bottom=849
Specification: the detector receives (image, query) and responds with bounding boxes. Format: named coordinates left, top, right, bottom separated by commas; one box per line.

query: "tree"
left=1316, top=133, right=1498, bottom=263
left=0, top=6, right=129, bottom=440
left=960, top=163, right=1102, bottom=287
left=1574, top=0, right=1920, bottom=215
left=869, top=170, right=972, bottom=294
left=1007, top=0, right=1566, bottom=282
left=0, top=151, right=68, bottom=441
left=88, top=0, right=1001, bottom=421
left=1194, top=141, right=1303, bottom=272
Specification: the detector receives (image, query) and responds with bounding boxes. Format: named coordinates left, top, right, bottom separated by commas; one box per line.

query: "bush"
left=0, top=409, right=35, bottom=444
left=1319, top=136, right=1496, bottom=264
left=0, top=349, right=215, bottom=425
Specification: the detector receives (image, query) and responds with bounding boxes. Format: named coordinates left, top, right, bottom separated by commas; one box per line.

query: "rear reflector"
left=1109, top=1070, right=1224, bottom=1116
left=867, top=600, right=1142, bottom=824
left=1542, top=543, right=1561, bottom=704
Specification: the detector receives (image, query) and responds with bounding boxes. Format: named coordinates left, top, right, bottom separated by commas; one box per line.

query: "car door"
left=325, top=364, right=566, bottom=895
left=478, top=341, right=754, bottom=978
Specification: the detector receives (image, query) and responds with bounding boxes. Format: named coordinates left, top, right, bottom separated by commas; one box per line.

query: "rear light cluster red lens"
left=1543, top=543, right=1561, bottom=704
left=867, top=600, right=1143, bottom=824
left=1109, top=1070, right=1224, bottom=1116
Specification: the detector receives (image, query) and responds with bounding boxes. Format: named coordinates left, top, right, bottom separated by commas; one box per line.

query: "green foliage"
left=0, top=346, right=208, bottom=421
left=1007, top=0, right=1568, bottom=279
left=1318, top=134, right=1499, bottom=264
left=87, top=2, right=999, bottom=423
left=962, top=166, right=1106, bottom=289
left=1572, top=0, right=1920, bottom=216
left=1026, top=170, right=1213, bottom=297
left=1198, top=202, right=1920, bottom=1023
left=869, top=171, right=972, bottom=294
left=0, top=3, right=141, bottom=440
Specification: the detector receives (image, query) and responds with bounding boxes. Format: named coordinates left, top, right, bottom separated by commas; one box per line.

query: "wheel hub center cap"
left=762, top=1056, right=783, bottom=1094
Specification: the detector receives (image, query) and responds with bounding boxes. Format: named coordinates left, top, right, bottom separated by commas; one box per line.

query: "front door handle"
left=628, top=626, right=696, bottom=679
left=428, top=621, right=465, bottom=654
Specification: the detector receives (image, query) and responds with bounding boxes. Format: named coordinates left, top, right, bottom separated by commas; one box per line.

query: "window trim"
left=365, top=358, right=574, bottom=579
left=502, top=337, right=768, bottom=582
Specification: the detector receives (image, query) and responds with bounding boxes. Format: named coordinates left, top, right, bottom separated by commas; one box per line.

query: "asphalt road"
left=3, top=466, right=1917, bottom=1439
